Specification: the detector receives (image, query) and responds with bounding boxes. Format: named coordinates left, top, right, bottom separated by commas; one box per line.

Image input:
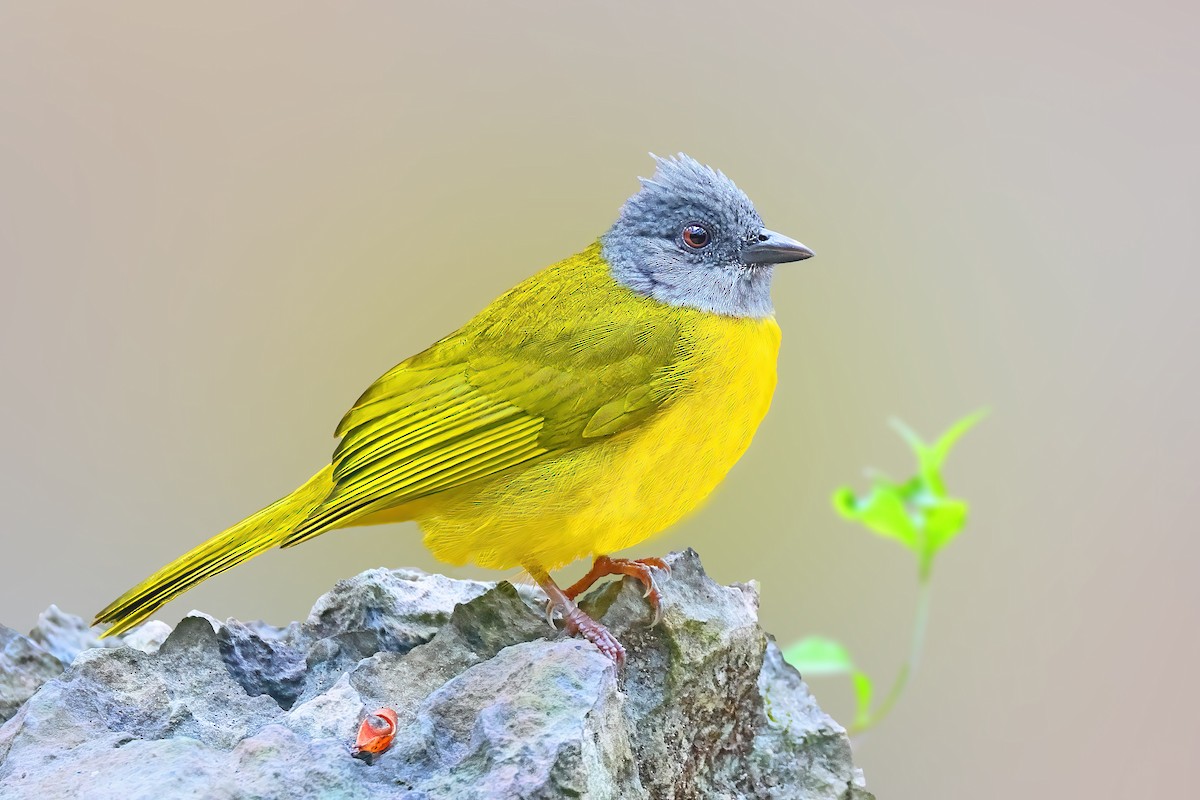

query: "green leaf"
left=784, top=638, right=878, bottom=730
left=834, top=410, right=986, bottom=569
left=783, top=636, right=855, bottom=676
left=916, top=408, right=989, bottom=497
left=851, top=670, right=874, bottom=729
left=923, top=497, right=969, bottom=551
left=832, top=485, right=920, bottom=552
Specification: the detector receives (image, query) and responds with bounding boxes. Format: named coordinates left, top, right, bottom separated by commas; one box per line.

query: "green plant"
left=783, top=410, right=986, bottom=735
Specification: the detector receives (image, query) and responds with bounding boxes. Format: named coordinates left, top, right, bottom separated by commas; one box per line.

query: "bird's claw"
left=562, top=606, right=626, bottom=664
left=565, top=555, right=671, bottom=628
left=532, top=555, right=669, bottom=664
left=531, top=566, right=627, bottom=665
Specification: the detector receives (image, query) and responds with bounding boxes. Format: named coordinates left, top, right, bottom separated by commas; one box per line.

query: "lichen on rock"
left=0, top=549, right=871, bottom=799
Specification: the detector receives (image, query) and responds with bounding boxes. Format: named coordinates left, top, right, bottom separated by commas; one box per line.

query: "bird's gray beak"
left=740, top=228, right=815, bottom=265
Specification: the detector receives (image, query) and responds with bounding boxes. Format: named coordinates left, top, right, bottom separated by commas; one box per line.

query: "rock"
left=302, top=567, right=502, bottom=652
left=217, top=619, right=309, bottom=709
left=0, top=626, right=63, bottom=726
left=27, top=604, right=169, bottom=665
left=1, top=610, right=172, bottom=727
left=0, top=550, right=872, bottom=799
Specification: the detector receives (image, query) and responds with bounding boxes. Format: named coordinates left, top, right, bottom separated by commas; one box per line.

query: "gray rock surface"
left=27, top=604, right=171, bottom=665
left=0, top=549, right=872, bottom=799
left=0, top=625, right=62, bottom=725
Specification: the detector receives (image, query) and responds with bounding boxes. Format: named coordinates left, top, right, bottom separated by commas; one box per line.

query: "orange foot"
left=530, top=565, right=627, bottom=664
left=565, top=555, right=671, bottom=626
left=559, top=603, right=626, bottom=664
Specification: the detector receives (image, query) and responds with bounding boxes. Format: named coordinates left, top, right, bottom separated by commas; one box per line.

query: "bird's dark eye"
left=681, top=223, right=712, bottom=250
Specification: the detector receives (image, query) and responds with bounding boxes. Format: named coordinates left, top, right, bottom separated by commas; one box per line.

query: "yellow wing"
left=282, top=247, right=690, bottom=545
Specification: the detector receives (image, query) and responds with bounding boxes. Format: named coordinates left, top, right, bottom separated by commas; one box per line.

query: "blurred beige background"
left=2, top=2, right=1197, bottom=796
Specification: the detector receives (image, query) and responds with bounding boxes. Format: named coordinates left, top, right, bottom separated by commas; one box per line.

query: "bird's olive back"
left=602, top=154, right=774, bottom=319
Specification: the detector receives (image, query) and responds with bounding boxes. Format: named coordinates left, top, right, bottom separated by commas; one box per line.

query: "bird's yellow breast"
left=407, top=287, right=782, bottom=572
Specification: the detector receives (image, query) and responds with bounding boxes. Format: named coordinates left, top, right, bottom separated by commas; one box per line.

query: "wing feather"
left=284, top=251, right=692, bottom=547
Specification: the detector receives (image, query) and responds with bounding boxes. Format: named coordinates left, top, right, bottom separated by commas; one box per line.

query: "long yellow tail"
left=93, top=466, right=335, bottom=637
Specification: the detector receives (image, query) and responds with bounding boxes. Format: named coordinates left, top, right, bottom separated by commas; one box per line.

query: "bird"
left=93, top=153, right=814, bottom=661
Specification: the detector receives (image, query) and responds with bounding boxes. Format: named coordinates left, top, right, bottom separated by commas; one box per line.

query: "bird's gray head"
left=601, top=154, right=813, bottom=318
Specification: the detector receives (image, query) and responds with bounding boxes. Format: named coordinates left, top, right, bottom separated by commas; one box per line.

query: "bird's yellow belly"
left=394, top=316, right=781, bottom=572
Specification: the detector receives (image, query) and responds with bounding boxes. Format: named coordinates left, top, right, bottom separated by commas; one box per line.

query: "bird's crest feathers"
left=602, top=153, right=772, bottom=318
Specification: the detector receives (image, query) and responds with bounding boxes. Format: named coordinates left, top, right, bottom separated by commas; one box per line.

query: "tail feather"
left=93, top=466, right=335, bottom=638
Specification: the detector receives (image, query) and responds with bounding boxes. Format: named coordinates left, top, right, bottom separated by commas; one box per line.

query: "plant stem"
left=851, top=575, right=933, bottom=735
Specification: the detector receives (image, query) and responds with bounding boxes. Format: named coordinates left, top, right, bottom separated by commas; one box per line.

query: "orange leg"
left=564, top=555, right=671, bottom=626
left=528, top=564, right=626, bottom=664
